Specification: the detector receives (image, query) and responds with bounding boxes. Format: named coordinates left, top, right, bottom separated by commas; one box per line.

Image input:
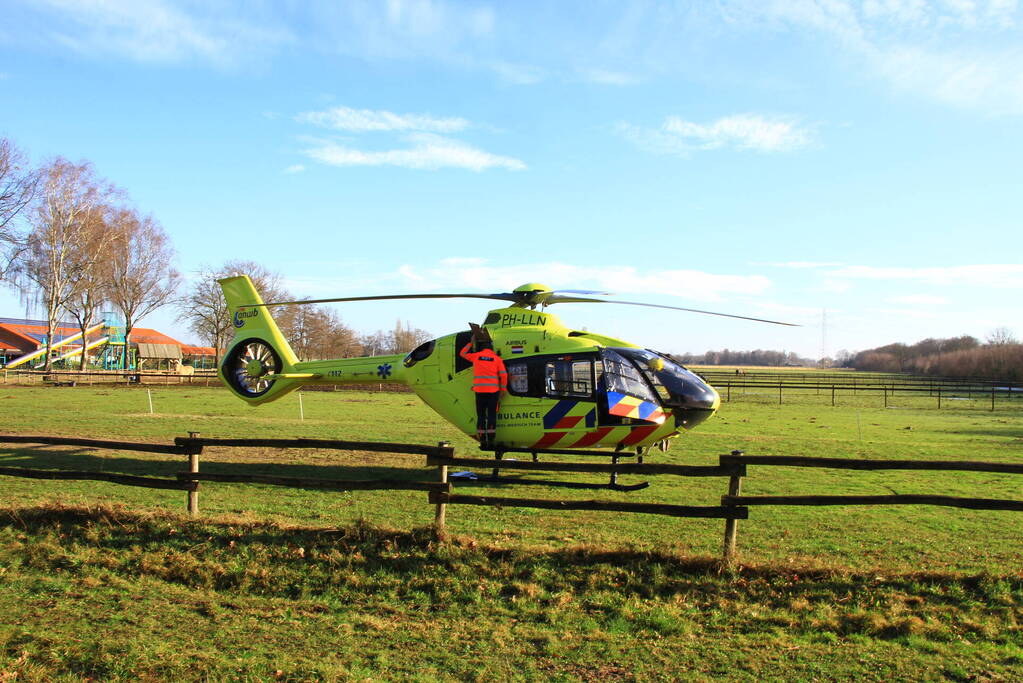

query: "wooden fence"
left=0, top=433, right=453, bottom=517
left=715, top=452, right=1023, bottom=560
left=2, top=369, right=220, bottom=387
left=716, top=379, right=1020, bottom=410
left=2, top=435, right=1022, bottom=562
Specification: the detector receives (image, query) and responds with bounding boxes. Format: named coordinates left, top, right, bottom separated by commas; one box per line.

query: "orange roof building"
left=0, top=317, right=215, bottom=368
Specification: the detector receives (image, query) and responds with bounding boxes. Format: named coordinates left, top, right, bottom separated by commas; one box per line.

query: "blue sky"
left=1, top=0, right=1021, bottom=358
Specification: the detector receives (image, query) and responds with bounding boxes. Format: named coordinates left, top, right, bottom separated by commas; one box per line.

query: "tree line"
left=674, top=348, right=814, bottom=367
left=0, top=137, right=428, bottom=370
left=837, top=328, right=1022, bottom=380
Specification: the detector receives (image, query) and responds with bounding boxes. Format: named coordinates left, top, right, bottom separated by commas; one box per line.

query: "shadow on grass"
left=3, top=502, right=1021, bottom=619
left=0, top=445, right=436, bottom=487
left=0, top=446, right=626, bottom=491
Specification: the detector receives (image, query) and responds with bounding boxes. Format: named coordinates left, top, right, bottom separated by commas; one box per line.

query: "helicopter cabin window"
left=505, top=354, right=599, bottom=400
left=508, top=363, right=529, bottom=394
left=403, top=339, right=436, bottom=368
left=545, top=359, right=593, bottom=398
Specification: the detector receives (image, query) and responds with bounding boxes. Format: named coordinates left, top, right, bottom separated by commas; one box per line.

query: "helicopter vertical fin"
left=219, top=275, right=300, bottom=368
left=217, top=276, right=307, bottom=404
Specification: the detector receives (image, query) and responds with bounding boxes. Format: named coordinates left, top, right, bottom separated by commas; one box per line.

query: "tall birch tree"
left=107, top=208, right=180, bottom=368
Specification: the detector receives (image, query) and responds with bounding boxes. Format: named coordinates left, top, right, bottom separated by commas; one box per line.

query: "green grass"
left=1, top=382, right=1022, bottom=680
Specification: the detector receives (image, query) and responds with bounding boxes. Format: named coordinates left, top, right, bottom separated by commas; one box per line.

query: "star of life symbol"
left=377, top=363, right=392, bottom=379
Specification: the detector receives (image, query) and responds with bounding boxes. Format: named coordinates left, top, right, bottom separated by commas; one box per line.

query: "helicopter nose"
left=673, top=380, right=720, bottom=430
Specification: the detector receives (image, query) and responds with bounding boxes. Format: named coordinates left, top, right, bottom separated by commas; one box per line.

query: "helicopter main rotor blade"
left=544, top=295, right=800, bottom=326
left=241, top=292, right=522, bottom=308
left=551, top=289, right=611, bottom=296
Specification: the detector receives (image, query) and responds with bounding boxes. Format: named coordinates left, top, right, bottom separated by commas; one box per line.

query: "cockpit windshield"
left=600, top=349, right=660, bottom=405
left=608, top=348, right=719, bottom=415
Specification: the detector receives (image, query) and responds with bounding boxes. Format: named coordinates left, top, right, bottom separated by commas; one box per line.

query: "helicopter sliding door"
left=500, top=353, right=601, bottom=448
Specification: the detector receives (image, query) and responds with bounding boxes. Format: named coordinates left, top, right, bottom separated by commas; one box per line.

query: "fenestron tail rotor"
left=224, top=338, right=281, bottom=398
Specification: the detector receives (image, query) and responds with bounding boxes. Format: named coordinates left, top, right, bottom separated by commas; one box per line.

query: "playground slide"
left=5, top=323, right=105, bottom=369
left=34, top=335, right=111, bottom=368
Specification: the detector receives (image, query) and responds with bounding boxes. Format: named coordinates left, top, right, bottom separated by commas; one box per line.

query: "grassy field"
left=1, top=382, right=1022, bottom=680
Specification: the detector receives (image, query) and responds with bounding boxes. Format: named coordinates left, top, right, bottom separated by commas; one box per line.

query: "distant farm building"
left=0, top=317, right=215, bottom=370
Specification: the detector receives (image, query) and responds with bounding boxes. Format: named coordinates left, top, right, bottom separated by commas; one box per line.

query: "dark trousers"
left=475, top=392, right=499, bottom=446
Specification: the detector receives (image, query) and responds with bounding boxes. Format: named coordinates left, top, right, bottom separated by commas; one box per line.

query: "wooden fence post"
left=991, top=386, right=996, bottom=412
left=722, top=450, right=744, bottom=563
left=187, top=431, right=200, bottom=517
left=434, top=441, right=450, bottom=540
left=831, top=386, right=836, bottom=407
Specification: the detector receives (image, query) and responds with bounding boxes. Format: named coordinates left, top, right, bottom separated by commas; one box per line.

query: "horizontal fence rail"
left=174, top=436, right=453, bottom=457
left=428, top=492, right=747, bottom=519
left=719, top=454, right=1023, bottom=474
left=695, top=369, right=1018, bottom=388
left=0, top=466, right=194, bottom=491
left=176, top=471, right=450, bottom=493
left=723, top=494, right=1023, bottom=511
left=0, top=434, right=197, bottom=455
left=428, top=454, right=743, bottom=477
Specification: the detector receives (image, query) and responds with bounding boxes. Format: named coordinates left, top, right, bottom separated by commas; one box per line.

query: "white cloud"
left=383, top=0, right=495, bottom=39
left=5, top=0, right=498, bottom=69
left=296, top=106, right=470, bottom=133
left=439, top=257, right=488, bottom=267
left=888, top=294, right=949, bottom=305
left=866, top=306, right=943, bottom=320
left=489, top=61, right=546, bottom=85
left=620, top=114, right=812, bottom=156
left=283, top=164, right=306, bottom=174
left=829, top=264, right=1023, bottom=288
left=820, top=279, right=854, bottom=294
left=577, top=68, right=638, bottom=85
left=764, top=261, right=846, bottom=269
left=878, top=45, right=1023, bottom=115
left=731, top=0, right=1023, bottom=115
left=302, top=133, right=526, bottom=171
left=12, top=0, right=291, bottom=66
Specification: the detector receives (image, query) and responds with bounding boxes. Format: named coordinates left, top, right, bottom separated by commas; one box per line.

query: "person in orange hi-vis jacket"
left=459, top=338, right=508, bottom=450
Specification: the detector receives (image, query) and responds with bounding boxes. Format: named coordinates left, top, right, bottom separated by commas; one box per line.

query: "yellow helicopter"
left=218, top=276, right=795, bottom=461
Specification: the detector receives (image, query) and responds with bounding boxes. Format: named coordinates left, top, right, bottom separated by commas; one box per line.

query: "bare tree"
left=107, top=208, right=180, bottom=368
left=17, top=159, right=109, bottom=370
left=176, top=260, right=289, bottom=365
left=65, top=206, right=117, bottom=369
left=986, top=326, right=1018, bottom=346
left=359, top=329, right=391, bottom=356
left=286, top=306, right=361, bottom=360
left=390, top=319, right=431, bottom=353
left=0, top=138, right=39, bottom=280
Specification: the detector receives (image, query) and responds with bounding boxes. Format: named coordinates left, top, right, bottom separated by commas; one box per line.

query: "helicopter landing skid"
left=449, top=473, right=650, bottom=492
left=468, top=446, right=647, bottom=491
